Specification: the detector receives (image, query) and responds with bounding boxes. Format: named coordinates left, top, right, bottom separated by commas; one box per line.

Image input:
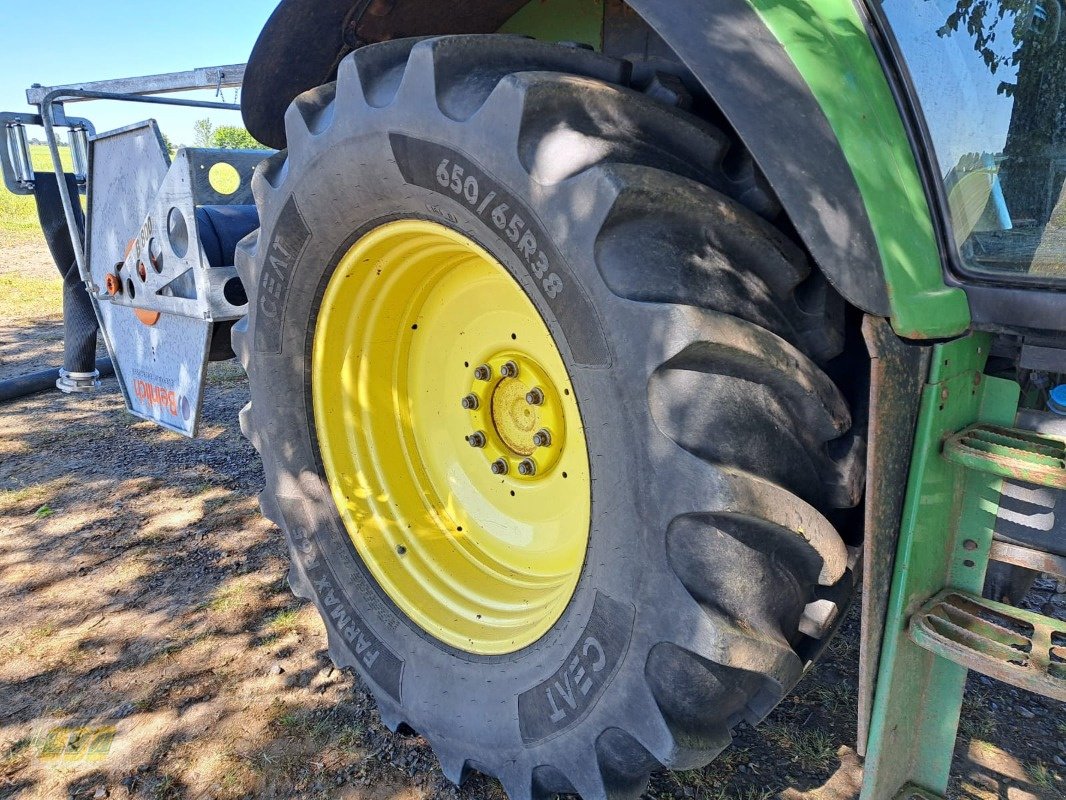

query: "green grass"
left=805, top=680, right=855, bottom=714
left=267, top=609, right=301, bottom=636
left=959, top=685, right=997, bottom=740
left=152, top=774, right=179, bottom=800
left=201, top=579, right=254, bottom=613
left=0, top=483, right=51, bottom=508
left=28, top=623, right=57, bottom=640
left=0, top=145, right=73, bottom=245
left=0, top=273, right=64, bottom=318
left=1027, top=762, right=1058, bottom=791
left=708, top=788, right=776, bottom=800
left=763, top=724, right=838, bottom=772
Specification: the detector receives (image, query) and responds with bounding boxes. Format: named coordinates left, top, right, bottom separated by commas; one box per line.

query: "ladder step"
left=909, top=590, right=1066, bottom=701
left=943, top=424, right=1066, bottom=488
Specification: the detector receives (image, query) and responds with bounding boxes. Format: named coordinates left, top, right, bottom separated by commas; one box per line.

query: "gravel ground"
left=0, top=292, right=1064, bottom=797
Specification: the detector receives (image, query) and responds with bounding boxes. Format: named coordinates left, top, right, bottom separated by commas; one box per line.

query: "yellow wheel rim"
left=312, top=220, right=591, bottom=655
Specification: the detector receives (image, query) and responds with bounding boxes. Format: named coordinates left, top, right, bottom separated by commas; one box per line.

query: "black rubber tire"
left=234, top=35, right=863, bottom=800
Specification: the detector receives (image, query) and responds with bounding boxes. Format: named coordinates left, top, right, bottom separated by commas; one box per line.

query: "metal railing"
left=4, top=64, right=248, bottom=280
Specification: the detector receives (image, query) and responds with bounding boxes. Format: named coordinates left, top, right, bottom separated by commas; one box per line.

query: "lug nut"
left=500, top=360, right=519, bottom=378
left=518, top=458, right=537, bottom=476
left=532, top=428, right=552, bottom=448
left=490, top=458, right=509, bottom=475
left=473, top=364, right=492, bottom=381
left=461, top=394, right=479, bottom=410
left=525, top=387, right=544, bottom=406
left=466, top=431, right=487, bottom=448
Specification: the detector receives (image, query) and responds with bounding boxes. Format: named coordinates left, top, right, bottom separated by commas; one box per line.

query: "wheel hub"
left=464, top=352, right=566, bottom=477
left=311, top=220, right=590, bottom=655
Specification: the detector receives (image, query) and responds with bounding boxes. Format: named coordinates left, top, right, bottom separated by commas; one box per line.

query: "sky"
left=885, top=0, right=1017, bottom=177
left=0, top=1, right=276, bottom=146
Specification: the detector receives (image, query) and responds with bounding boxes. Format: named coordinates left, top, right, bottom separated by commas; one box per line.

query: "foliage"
left=192, top=118, right=263, bottom=149
left=936, top=0, right=1046, bottom=95
left=193, top=118, right=215, bottom=148
left=212, top=126, right=263, bottom=149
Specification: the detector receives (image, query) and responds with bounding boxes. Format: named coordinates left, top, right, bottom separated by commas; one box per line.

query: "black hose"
left=0, top=358, right=114, bottom=403
left=33, top=172, right=100, bottom=374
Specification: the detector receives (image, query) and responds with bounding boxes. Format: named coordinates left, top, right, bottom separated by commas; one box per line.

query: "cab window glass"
left=881, top=0, right=1066, bottom=281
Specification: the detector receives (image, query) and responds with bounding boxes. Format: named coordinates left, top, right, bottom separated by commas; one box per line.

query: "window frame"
left=860, top=0, right=1066, bottom=297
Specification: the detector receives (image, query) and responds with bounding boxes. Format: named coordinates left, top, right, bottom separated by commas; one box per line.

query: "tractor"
left=2, top=1, right=1064, bottom=798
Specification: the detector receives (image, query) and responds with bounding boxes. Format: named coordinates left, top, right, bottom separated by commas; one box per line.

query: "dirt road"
left=0, top=308, right=1063, bottom=799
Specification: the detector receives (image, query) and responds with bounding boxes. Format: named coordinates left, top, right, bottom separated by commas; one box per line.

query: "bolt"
left=963, top=539, right=978, bottom=551
left=500, top=360, right=519, bottom=378
left=525, top=387, right=544, bottom=406
left=490, top=459, right=508, bottom=475
left=466, top=431, right=487, bottom=448
left=532, top=428, right=552, bottom=448
left=396, top=544, right=407, bottom=556
left=461, top=394, right=479, bottom=410
left=518, top=459, right=537, bottom=476
left=104, top=273, right=122, bottom=296
left=473, top=364, right=492, bottom=381
left=940, top=387, right=949, bottom=401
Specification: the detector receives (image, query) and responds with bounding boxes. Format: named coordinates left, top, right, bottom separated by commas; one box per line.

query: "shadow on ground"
left=0, top=323, right=1062, bottom=800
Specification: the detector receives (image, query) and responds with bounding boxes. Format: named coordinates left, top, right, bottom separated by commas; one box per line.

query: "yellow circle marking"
left=312, top=220, right=591, bottom=654
left=493, top=378, right=537, bottom=455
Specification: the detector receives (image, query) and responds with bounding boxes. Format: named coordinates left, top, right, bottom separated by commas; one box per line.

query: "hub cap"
left=312, top=220, right=591, bottom=654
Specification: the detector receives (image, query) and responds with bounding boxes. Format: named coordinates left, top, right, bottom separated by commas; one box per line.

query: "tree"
left=937, top=0, right=1066, bottom=221
left=160, top=132, right=176, bottom=156
left=193, top=118, right=215, bottom=148
left=936, top=0, right=1045, bottom=96
left=211, top=126, right=263, bottom=149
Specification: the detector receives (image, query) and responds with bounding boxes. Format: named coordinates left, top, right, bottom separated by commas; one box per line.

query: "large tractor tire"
left=234, top=35, right=863, bottom=800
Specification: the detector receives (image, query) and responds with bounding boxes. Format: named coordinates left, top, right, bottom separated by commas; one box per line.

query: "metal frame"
left=1, top=65, right=250, bottom=436
left=860, top=334, right=1021, bottom=800
left=25, top=64, right=246, bottom=106
left=30, top=73, right=243, bottom=282
left=1, top=111, right=95, bottom=195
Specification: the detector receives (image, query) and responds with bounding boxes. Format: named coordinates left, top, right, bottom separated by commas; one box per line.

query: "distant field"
left=0, top=146, right=70, bottom=317
left=0, top=145, right=73, bottom=246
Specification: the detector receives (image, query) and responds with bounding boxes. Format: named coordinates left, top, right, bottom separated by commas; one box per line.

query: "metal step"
left=943, top=424, right=1066, bottom=488
left=909, top=589, right=1065, bottom=701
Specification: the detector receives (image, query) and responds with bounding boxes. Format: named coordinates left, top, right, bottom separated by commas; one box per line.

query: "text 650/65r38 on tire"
left=233, top=34, right=863, bottom=800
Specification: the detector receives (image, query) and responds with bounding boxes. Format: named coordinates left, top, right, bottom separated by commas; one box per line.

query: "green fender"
left=243, top=0, right=972, bottom=339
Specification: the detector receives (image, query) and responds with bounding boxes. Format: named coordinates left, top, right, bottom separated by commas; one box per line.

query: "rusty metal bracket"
left=990, top=540, right=1066, bottom=580
left=910, top=590, right=1066, bottom=701
left=944, top=424, right=1066, bottom=489
left=857, top=316, right=931, bottom=755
